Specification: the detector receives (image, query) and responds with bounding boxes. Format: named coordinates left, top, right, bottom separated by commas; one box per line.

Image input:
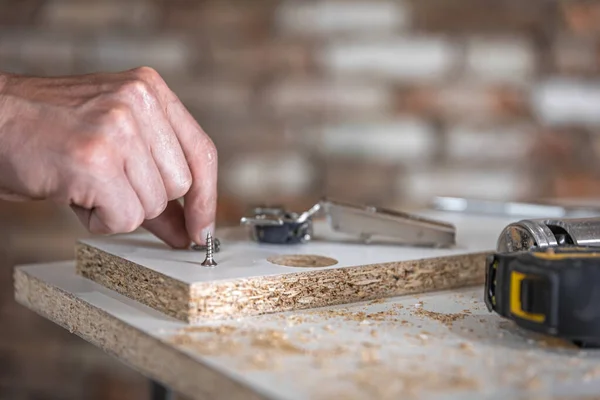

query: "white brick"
left=41, top=0, right=158, bottom=29
left=265, top=80, right=393, bottom=115
left=465, top=37, right=536, bottom=83
left=319, top=118, right=437, bottom=163
left=0, top=32, right=74, bottom=74
left=532, top=78, right=600, bottom=126
left=320, top=37, right=458, bottom=82
left=86, top=36, right=190, bottom=74
left=223, top=153, right=316, bottom=199
left=446, top=124, right=535, bottom=162
left=400, top=169, right=531, bottom=202
left=275, top=0, right=410, bottom=34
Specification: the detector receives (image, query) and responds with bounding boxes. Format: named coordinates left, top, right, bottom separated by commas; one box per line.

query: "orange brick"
left=562, top=1, right=600, bottom=36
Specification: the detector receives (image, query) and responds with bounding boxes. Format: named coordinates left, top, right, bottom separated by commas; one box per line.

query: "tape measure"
left=484, top=246, right=600, bottom=348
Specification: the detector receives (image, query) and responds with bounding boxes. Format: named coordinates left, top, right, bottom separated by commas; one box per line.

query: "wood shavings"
left=457, top=342, right=476, bottom=355
left=178, top=325, right=237, bottom=335
left=343, top=365, right=481, bottom=399
left=251, top=329, right=305, bottom=354
left=583, top=366, right=600, bottom=381
left=412, top=307, right=470, bottom=327
left=359, top=348, right=380, bottom=366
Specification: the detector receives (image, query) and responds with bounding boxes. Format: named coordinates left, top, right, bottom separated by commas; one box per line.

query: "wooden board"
left=14, top=261, right=600, bottom=400
left=75, top=212, right=515, bottom=323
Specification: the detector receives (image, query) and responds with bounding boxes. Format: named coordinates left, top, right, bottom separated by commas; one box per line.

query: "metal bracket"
left=240, top=198, right=456, bottom=247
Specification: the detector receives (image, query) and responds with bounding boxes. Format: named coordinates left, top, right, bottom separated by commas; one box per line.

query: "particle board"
left=14, top=261, right=600, bottom=400
left=75, top=212, right=517, bottom=323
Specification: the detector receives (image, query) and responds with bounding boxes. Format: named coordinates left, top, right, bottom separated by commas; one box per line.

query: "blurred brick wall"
left=3, top=0, right=600, bottom=220
left=3, top=0, right=600, bottom=399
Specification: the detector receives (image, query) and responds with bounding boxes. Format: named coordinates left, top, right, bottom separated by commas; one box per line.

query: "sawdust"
left=411, top=307, right=470, bottom=327
left=342, top=364, right=481, bottom=399
left=457, top=342, right=476, bottom=355
left=178, top=325, right=238, bottom=335
left=167, top=324, right=355, bottom=369
left=251, top=329, right=305, bottom=354
left=583, top=366, right=600, bottom=381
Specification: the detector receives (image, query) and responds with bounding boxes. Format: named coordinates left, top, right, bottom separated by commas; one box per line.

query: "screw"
left=201, top=231, right=217, bottom=267
left=191, top=237, right=220, bottom=253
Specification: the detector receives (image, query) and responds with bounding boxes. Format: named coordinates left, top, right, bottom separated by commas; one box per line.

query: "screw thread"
left=205, top=232, right=213, bottom=259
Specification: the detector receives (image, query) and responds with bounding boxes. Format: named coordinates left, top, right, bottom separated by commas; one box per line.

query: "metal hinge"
left=240, top=198, right=456, bottom=247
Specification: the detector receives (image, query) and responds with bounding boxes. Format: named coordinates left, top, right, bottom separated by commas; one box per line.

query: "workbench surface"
left=14, top=261, right=600, bottom=400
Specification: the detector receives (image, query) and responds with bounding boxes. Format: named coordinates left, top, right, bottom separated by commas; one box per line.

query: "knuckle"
left=203, top=136, right=218, bottom=165
left=131, top=66, right=160, bottom=83
left=118, top=78, right=152, bottom=102
left=122, top=211, right=144, bottom=233
left=147, top=198, right=168, bottom=219
left=101, top=105, right=132, bottom=129
left=168, top=169, right=192, bottom=200
left=69, top=135, right=112, bottom=170
left=100, top=106, right=136, bottom=140
left=179, top=175, right=193, bottom=196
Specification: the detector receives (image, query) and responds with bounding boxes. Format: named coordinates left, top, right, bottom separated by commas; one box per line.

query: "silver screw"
left=201, top=231, right=217, bottom=267
left=191, top=238, right=220, bottom=253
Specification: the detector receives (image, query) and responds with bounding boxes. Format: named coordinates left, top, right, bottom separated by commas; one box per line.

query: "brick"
left=0, top=31, right=75, bottom=75
left=167, top=78, right=253, bottom=117
left=209, top=40, right=315, bottom=77
left=551, top=173, right=600, bottom=198
left=222, top=152, right=318, bottom=200
left=275, top=0, right=410, bottom=35
left=320, top=37, right=459, bottom=82
left=561, top=1, right=600, bottom=36
left=398, top=168, right=533, bottom=203
left=553, top=36, right=600, bottom=75
left=409, top=0, right=546, bottom=35
left=0, top=0, right=43, bottom=26
left=445, top=123, right=536, bottom=164
left=318, top=118, right=438, bottom=163
left=397, top=84, right=530, bottom=121
left=79, top=35, right=191, bottom=75
left=323, top=157, right=401, bottom=205
left=529, top=128, right=597, bottom=171
left=40, top=0, right=158, bottom=30
left=464, top=37, right=536, bottom=83
left=532, top=78, right=600, bottom=126
left=162, top=1, right=272, bottom=41
left=263, top=79, right=394, bottom=118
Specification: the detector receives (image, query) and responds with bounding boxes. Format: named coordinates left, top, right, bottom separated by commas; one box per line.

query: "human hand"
left=0, top=67, right=217, bottom=248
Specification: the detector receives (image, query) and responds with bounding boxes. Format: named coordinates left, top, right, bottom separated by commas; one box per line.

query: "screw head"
left=201, top=258, right=217, bottom=267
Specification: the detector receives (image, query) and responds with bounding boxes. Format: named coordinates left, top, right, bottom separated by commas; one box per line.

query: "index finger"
left=136, top=68, right=218, bottom=245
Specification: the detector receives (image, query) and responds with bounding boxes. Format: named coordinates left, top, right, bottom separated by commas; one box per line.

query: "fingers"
left=122, top=132, right=168, bottom=220
left=67, top=67, right=217, bottom=247
left=71, top=174, right=144, bottom=234
left=142, top=200, right=190, bottom=248
left=116, top=77, right=192, bottom=201
left=170, top=104, right=217, bottom=245
left=133, top=68, right=218, bottom=245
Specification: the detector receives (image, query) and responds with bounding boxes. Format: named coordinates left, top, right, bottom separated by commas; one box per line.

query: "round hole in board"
left=267, top=254, right=338, bottom=268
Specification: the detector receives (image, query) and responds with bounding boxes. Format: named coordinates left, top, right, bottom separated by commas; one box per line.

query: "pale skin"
left=0, top=66, right=217, bottom=249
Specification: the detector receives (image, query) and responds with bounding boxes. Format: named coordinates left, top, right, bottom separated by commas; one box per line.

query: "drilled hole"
left=267, top=254, right=338, bottom=268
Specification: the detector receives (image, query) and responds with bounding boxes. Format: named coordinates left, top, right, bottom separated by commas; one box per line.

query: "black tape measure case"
left=484, top=246, right=600, bottom=348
